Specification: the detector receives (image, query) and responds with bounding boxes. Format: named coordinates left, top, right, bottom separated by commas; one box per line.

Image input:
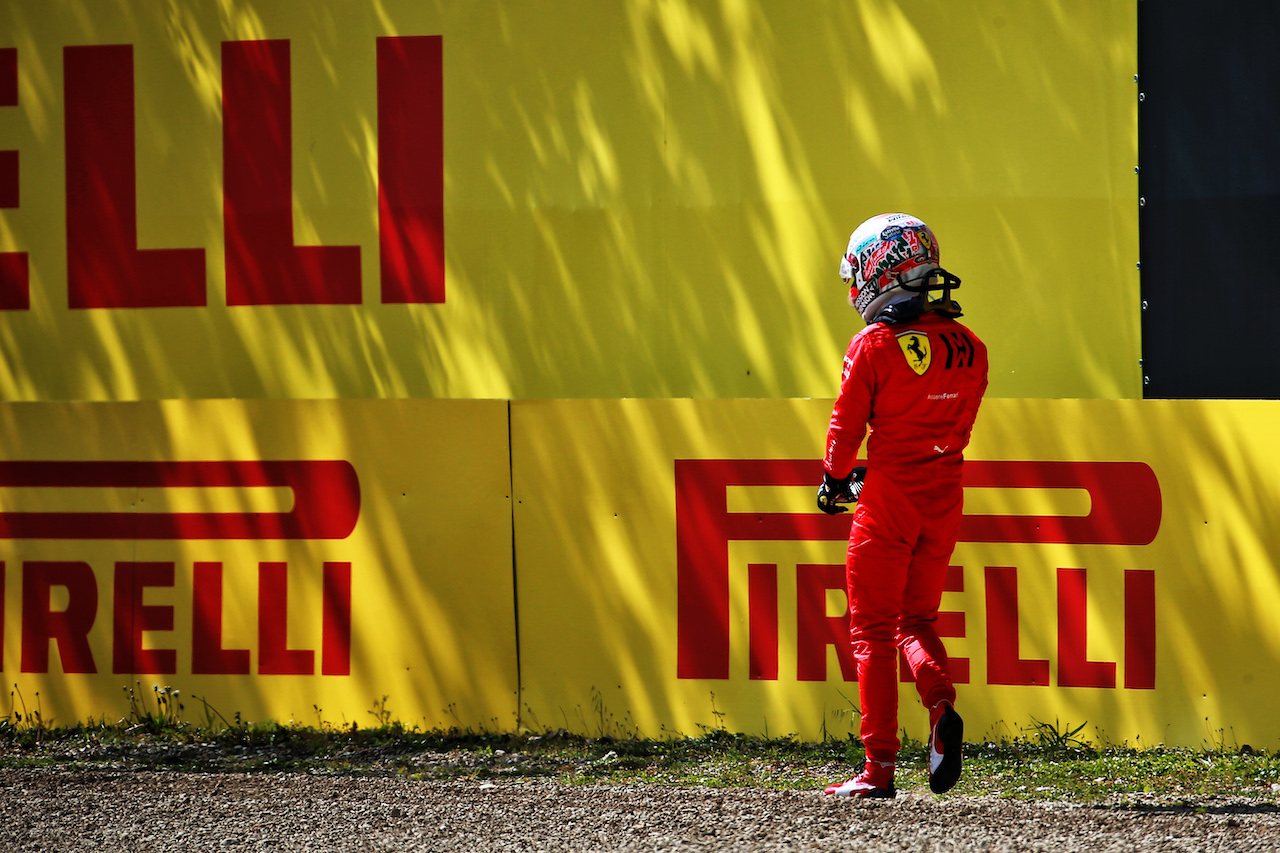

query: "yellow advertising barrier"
left=513, top=398, right=1280, bottom=749
left=4, top=396, right=1279, bottom=748
left=0, top=399, right=518, bottom=730
left=0, top=1, right=1138, bottom=402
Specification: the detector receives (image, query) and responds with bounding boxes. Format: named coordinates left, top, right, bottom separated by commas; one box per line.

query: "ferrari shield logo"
left=896, top=330, right=931, bottom=375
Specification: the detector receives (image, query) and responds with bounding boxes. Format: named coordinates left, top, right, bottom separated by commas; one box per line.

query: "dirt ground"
left=3, top=768, right=1279, bottom=852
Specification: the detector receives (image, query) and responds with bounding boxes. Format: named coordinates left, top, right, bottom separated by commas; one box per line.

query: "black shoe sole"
left=864, top=786, right=897, bottom=800
left=929, top=709, right=963, bottom=794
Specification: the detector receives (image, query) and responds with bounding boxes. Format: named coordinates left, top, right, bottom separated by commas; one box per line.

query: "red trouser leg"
left=847, top=477, right=961, bottom=764
left=846, top=480, right=914, bottom=766
left=898, top=485, right=963, bottom=711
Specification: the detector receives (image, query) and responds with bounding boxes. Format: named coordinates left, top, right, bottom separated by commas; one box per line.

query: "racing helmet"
left=838, top=213, right=958, bottom=322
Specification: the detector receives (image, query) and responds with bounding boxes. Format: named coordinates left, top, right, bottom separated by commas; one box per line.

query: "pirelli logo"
left=675, top=459, right=1162, bottom=690
left=0, top=460, right=360, bottom=677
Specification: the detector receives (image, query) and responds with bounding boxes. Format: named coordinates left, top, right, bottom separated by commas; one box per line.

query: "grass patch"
left=2, top=710, right=1279, bottom=804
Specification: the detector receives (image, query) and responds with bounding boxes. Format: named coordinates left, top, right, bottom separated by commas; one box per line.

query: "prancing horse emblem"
left=896, top=330, right=931, bottom=376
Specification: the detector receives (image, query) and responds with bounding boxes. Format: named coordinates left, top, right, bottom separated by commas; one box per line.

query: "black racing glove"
left=816, top=466, right=866, bottom=514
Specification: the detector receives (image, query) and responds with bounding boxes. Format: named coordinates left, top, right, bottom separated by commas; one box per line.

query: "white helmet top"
left=839, top=213, right=948, bottom=322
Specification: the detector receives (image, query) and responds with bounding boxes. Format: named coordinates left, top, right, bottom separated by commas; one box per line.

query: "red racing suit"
left=824, top=309, right=988, bottom=767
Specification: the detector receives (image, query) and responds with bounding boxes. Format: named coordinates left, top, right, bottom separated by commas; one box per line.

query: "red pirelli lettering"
left=1124, top=569, right=1156, bottom=689
left=192, top=562, right=251, bottom=675
left=0, top=148, right=15, bottom=209
left=112, top=561, right=176, bottom=675
left=796, top=563, right=857, bottom=682
left=1057, top=568, right=1117, bottom=688
left=20, top=561, right=98, bottom=673
left=0, top=47, right=15, bottom=107
left=321, top=561, right=352, bottom=676
left=0, top=251, right=27, bottom=310
left=377, top=35, right=445, bottom=304
left=64, top=45, right=206, bottom=309
left=746, top=563, right=779, bottom=681
left=1, top=46, right=28, bottom=310
left=258, top=562, right=313, bottom=675
left=8, top=559, right=352, bottom=676
left=984, top=566, right=1050, bottom=686
left=0, top=460, right=359, bottom=540
left=222, top=39, right=361, bottom=305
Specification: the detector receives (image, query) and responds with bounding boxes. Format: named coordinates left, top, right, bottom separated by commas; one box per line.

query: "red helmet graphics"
left=839, top=213, right=942, bottom=321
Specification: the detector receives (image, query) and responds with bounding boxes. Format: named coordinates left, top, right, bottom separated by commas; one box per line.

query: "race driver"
left=817, top=212, right=989, bottom=799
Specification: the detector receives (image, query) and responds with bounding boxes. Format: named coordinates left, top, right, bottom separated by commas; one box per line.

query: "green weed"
left=123, top=683, right=186, bottom=733
left=3, top=684, right=48, bottom=742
